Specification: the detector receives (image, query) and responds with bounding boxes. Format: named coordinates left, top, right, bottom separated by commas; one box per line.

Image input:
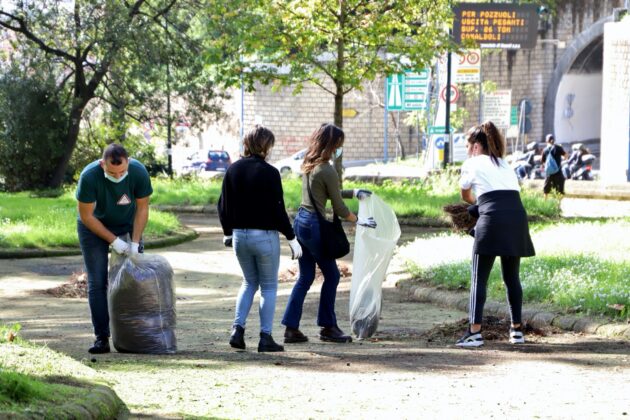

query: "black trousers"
left=469, top=254, right=522, bottom=325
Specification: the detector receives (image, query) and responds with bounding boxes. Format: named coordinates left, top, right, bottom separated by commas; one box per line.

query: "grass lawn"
left=401, top=219, right=630, bottom=320
left=0, top=190, right=182, bottom=249
left=0, top=172, right=560, bottom=250
left=152, top=173, right=561, bottom=219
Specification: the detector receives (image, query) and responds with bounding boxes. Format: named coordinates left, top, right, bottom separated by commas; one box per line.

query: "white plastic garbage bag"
left=349, top=194, right=401, bottom=339
left=108, top=252, right=177, bottom=354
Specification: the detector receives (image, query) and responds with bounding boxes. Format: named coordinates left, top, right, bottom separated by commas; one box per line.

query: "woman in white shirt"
left=457, top=121, right=535, bottom=348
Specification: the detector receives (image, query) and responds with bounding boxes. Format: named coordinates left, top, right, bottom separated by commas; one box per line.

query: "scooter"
left=564, top=154, right=595, bottom=180
left=561, top=143, right=595, bottom=180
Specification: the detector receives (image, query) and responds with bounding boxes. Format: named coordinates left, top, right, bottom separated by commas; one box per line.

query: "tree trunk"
left=47, top=101, right=87, bottom=188
left=333, top=86, right=344, bottom=186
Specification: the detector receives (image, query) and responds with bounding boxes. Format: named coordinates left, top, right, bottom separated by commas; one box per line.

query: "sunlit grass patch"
left=403, top=219, right=630, bottom=319
left=0, top=190, right=182, bottom=249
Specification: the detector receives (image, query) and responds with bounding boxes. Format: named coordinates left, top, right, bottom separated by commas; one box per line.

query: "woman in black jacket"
left=218, top=126, right=302, bottom=352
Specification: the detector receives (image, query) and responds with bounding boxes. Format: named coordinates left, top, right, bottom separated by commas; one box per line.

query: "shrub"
left=0, top=71, right=67, bottom=192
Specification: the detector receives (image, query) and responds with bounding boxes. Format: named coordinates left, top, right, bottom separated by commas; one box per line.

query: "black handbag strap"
left=306, top=173, right=338, bottom=221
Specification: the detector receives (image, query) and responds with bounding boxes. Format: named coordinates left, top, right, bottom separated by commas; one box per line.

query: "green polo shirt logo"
left=117, top=194, right=131, bottom=205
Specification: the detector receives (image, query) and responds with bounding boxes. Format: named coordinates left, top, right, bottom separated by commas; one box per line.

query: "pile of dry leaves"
left=278, top=261, right=351, bottom=283
left=42, top=271, right=88, bottom=298
left=421, top=316, right=550, bottom=345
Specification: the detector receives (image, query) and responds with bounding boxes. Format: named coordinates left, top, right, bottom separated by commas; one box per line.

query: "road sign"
left=455, top=49, right=481, bottom=83
left=386, top=74, right=404, bottom=110
left=440, top=84, right=459, bottom=103
left=387, top=69, right=431, bottom=111
left=483, top=90, right=512, bottom=128
left=453, top=3, right=539, bottom=49
left=428, top=126, right=454, bottom=134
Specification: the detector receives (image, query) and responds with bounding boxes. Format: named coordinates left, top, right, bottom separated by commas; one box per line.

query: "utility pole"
left=443, top=50, right=452, bottom=169
left=165, top=15, right=173, bottom=178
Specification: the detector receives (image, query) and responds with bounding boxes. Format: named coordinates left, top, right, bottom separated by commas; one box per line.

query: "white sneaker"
left=456, top=329, right=484, bottom=348
left=509, top=327, right=525, bottom=344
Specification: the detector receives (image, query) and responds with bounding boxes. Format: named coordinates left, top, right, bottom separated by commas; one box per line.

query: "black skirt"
left=473, top=190, right=535, bottom=257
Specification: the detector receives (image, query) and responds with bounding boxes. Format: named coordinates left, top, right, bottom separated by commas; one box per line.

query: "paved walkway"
left=1, top=214, right=629, bottom=418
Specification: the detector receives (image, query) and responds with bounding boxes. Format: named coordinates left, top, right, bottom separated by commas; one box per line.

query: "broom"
left=443, top=203, right=478, bottom=234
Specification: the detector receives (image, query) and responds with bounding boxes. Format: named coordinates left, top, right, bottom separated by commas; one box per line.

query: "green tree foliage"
left=0, top=0, right=220, bottom=189
left=0, top=67, right=67, bottom=191
left=207, top=0, right=453, bottom=176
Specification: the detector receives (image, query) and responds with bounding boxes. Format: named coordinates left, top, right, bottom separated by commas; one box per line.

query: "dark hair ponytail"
left=467, top=121, right=505, bottom=166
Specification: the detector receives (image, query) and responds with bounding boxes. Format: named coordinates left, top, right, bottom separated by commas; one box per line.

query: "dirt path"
left=1, top=215, right=629, bottom=419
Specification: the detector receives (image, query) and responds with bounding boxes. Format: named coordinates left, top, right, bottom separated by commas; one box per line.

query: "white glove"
left=223, top=235, right=233, bottom=247
left=354, top=189, right=372, bottom=200
left=288, top=238, right=302, bottom=260
left=111, top=237, right=130, bottom=255
left=357, top=216, right=377, bottom=229
left=130, top=242, right=140, bottom=254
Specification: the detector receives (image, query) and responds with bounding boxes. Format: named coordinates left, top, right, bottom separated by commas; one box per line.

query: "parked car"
left=181, top=150, right=232, bottom=174
left=203, top=150, right=231, bottom=172
left=273, top=149, right=307, bottom=175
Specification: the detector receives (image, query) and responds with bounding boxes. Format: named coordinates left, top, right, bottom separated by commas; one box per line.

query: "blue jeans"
left=77, top=220, right=140, bottom=340
left=233, top=229, right=281, bottom=334
left=282, top=208, right=341, bottom=329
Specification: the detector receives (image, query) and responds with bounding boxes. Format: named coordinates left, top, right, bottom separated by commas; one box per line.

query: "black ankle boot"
left=258, top=332, right=284, bottom=352
left=229, top=325, right=246, bottom=350
left=319, top=325, right=352, bottom=343
left=88, top=337, right=110, bottom=354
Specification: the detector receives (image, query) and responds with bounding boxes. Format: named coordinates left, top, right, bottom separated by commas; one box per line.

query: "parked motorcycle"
left=561, top=143, right=595, bottom=180
left=512, top=142, right=544, bottom=180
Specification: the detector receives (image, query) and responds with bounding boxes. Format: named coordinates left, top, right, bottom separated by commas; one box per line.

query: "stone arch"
left=543, top=15, right=613, bottom=138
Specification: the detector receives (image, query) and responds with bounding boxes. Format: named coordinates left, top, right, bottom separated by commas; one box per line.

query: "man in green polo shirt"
left=76, top=143, right=153, bottom=354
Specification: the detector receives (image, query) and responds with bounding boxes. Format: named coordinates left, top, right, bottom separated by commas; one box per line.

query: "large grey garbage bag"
left=349, top=194, right=400, bottom=339
left=108, top=252, right=177, bottom=354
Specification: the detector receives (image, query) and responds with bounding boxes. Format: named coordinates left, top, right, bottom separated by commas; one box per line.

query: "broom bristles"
left=443, top=203, right=478, bottom=233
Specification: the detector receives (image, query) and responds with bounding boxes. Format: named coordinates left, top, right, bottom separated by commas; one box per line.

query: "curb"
left=395, top=275, right=630, bottom=340
left=0, top=227, right=198, bottom=260
left=0, top=384, right=129, bottom=419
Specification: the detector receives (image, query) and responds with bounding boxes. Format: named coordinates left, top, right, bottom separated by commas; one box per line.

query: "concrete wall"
left=599, top=18, right=630, bottom=183
left=554, top=73, right=602, bottom=143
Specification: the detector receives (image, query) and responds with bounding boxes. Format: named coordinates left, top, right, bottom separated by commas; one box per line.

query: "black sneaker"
left=455, top=329, right=484, bottom=348
left=229, top=325, right=246, bottom=350
left=509, top=326, right=525, bottom=344
left=88, top=338, right=110, bottom=354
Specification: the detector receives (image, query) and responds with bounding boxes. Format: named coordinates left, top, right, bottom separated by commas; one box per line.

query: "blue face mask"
left=104, top=171, right=128, bottom=183
left=334, top=147, right=343, bottom=159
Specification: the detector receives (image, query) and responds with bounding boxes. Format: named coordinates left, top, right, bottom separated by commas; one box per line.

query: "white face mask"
left=334, top=147, right=343, bottom=159
left=104, top=171, right=128, bottom=183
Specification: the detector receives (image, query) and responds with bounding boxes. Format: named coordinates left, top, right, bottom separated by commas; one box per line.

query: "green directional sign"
left=511, top=106, right=518, bottom=125
left=403, top=70, right=430, bottom=110
left=428, top=126, right=455, bottom=134
left=387, top=69, right=431, bottom=111
left=386, top=74, right=404, bottom=110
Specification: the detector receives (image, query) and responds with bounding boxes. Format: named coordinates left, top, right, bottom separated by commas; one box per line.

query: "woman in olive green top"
left=282, top=123, right=376, bottom=343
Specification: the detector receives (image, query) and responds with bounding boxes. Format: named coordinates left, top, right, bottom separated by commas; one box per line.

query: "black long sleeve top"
left=218, top=155, right=295, bottom=240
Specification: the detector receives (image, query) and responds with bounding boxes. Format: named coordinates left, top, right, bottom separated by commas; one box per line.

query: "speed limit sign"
left=455, top=49, right=481, bottom=83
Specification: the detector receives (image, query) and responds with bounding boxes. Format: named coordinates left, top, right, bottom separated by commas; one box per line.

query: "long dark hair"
left=467, top=121, right=505, bottom=166
left=302, top=123, right=344, bottom=174
left=242, top=125, right=275, bottom=158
